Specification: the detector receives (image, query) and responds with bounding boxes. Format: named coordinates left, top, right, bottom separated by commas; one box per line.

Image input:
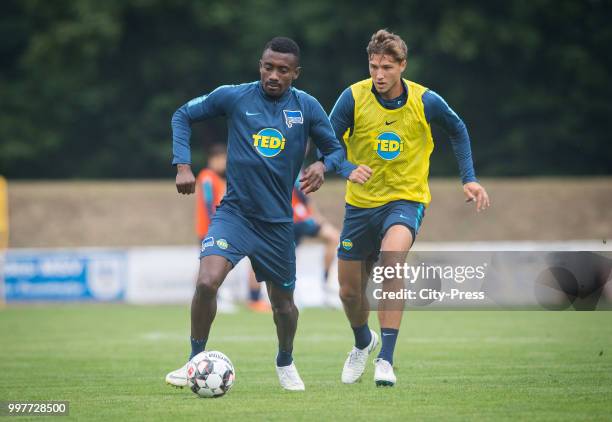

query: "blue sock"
left=352, top=323, right=372, bottom=349
left=189, top=337, right=207, bottom=360
left=377, top=328, right=399, bottom=365
left=276, top=349, right=293, bottom=367
left=249, top=288, right=261, bottom=302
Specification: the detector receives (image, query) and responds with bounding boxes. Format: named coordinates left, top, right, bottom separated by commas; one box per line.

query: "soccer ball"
left=187, top=351, right=235, bottom=398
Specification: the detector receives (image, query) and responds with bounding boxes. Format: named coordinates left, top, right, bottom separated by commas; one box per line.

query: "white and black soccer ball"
left=187, top=351, right=235, bottom=398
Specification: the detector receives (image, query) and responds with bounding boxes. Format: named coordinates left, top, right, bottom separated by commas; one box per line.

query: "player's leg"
left=250, top=219, right=304, bottom=390
left=374, top=225, right=412, bottom=385
left=338, top=258, right=379, bottom=383
left=374, top=201, right=424, bottom=386
left=247, top=263, right=270, bottom=312
left=337, top=205, right=383, bottom=383
left=166, top=255, right=234, bottom=388
left=377, top=225, right=413, bottom=330
left=264, top=281, right=305, bottom=390
left=166, top=208, right=249, bottom=388
left=266, top=282, right=299, bottom=361
left=338, top=258, right=371, bottom=330
left=190, top=255, right=234, bottom=354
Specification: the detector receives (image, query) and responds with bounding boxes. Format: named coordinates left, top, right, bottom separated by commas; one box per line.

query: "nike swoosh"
left=385, top=120, right=397, bottom=125
left=399, top=214, right=408, bottom=219
left=246, top=111, right=261, bottom=116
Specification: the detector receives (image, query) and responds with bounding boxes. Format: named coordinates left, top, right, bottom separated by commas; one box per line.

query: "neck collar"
left=372, top=79, right=408, bottom=108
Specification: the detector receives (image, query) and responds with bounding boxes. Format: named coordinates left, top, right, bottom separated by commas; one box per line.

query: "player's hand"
left=300, top=161, right=326, bottom=194
left=348, top=165, right=372, bottom=184
left=463, top=181, right=490, bottom=212
left=176, top=164, right=196, bottom=195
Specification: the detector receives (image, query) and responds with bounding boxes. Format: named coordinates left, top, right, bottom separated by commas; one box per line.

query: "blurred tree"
left=0, top=0, right=610, bottom=178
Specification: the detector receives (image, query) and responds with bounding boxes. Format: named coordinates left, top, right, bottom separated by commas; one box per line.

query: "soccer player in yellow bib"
left=330, top=29, right=490, bottom=386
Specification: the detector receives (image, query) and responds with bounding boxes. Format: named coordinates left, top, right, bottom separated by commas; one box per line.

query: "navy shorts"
left=293, top=218, right=321, bottom=246
left=200, top=205, right=296, bottom=290
left=338, top=200, right=425, bottom=262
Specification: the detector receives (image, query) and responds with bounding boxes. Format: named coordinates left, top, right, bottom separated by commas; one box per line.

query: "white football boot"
left=373, top=358, right=396, bottom=387
left=165, top=361, right=190, bottom=388
left=276, top=362, right=305, bottom=391
left=341, top=330, right=379, bottom=383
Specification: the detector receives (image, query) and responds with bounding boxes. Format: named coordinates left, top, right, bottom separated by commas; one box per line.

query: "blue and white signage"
left=3, top=250, right=127, bottom=302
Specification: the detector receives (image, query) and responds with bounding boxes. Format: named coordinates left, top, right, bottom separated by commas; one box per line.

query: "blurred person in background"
left=292, top=181, right=342, bottom=308
left=195, top=144, right=226, bottom=242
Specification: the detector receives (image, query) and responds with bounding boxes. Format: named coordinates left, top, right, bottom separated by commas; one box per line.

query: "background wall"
left=6, top=179, right=611, bottom=248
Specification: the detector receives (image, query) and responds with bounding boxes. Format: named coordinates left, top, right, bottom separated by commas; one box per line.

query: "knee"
left=270, top=298, right=296, bottom=317
left=195, top=271, right=222, bottom=299
left=339, top=284, right=361, bottom=304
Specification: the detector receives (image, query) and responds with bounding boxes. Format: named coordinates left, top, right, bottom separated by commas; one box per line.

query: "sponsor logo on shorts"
left=342, top=239, right=353, bottom=250
left=216, top=238, right=229, bottom=250
left=252, top=128, right=285, bottom=158
left=201, top=237, right=214, bottom=251
left=373, top=131, right=403, bottom=160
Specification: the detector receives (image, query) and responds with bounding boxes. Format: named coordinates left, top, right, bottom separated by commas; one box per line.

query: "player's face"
left=259, top=49, right=300, bottom=98
left=369, top=54, right=406, bottom=99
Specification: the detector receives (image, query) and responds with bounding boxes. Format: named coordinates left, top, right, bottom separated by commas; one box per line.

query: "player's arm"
left=172, top=86, right=235, bottom=194
left=299, top=97, right=342, bottom=194
left=423, top=90, right=490, bottom=212
left=329, top=88, right=372, bottom=184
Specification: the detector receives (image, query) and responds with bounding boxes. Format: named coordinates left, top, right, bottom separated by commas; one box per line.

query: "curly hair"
left=366, top=29, right=408, bottom=63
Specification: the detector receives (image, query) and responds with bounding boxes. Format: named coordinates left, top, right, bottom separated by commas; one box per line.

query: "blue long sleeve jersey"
left=330, top=82, right=477, bottom=184
left=172, top=81, right=352, bottom=223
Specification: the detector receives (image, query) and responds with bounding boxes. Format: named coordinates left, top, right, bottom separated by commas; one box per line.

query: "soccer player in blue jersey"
left=331, top=30, right=490, bottom=386
left=165, top=37, right=371, bottom=391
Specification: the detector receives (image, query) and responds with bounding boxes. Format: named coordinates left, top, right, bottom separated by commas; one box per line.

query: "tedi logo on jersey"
left=283, top=110, right=303, bottom=128
left=252, top=128, right=286, bottom=158
left=373, top=131, right=403, bottom=160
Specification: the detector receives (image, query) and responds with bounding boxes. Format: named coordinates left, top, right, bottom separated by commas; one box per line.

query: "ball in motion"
left=187, top=351, right=235, bottom=398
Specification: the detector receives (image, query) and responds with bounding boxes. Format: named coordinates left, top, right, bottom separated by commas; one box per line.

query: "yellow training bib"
left=344, top=78, right=434, bottom=208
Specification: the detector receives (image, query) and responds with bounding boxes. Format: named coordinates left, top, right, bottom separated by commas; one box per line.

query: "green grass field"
left=1, top=305, right=611, bottom=421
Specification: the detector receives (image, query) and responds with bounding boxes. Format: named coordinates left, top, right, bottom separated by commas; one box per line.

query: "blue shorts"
left=200, top=206, right=296, bottom=290
left=338, top=200, right=425, bottom=262
left=293, top=218, right=321, bottom=245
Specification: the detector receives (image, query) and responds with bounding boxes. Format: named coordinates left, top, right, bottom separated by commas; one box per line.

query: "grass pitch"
left=1, top=305, right=611, bottom=421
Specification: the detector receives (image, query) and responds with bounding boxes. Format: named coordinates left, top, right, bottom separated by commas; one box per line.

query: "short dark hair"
left=263, top=37, right=300, bottom=64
